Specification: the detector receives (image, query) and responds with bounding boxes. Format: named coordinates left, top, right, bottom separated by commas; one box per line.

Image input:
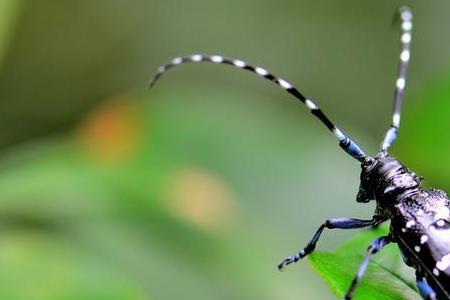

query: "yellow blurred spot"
left=164, top=167, right=238, bottom=234
left=77, top=98, right=144, bottom=164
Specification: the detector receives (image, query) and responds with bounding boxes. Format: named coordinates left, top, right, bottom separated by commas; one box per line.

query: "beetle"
left=148, top=7, right=450, bottom=300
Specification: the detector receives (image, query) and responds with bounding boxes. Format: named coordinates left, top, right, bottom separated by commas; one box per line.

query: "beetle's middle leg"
left=416, top=271, right=437, bottom=300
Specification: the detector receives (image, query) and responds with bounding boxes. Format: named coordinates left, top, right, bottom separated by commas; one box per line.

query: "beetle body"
left=394, top=188, right=450, bottom=299
left=361, top=153, right=450, bottom=299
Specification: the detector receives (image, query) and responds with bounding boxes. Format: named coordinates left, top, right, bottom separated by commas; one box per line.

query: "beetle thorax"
left=357, top=154, right=422, bottom=210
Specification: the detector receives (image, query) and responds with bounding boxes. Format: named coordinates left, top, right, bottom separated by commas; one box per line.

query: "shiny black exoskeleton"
left=277, top=152, right=450, bottom=299
left=149, top=5, right=449, bottom=300
left=359, top=154, right=450, bottom=299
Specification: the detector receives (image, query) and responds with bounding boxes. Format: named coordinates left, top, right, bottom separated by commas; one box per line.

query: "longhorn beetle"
left=149, top=7, right=450, bottom=300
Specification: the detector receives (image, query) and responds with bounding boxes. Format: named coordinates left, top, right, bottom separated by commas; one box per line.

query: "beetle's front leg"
left=278, top=217, right=377, bottom=270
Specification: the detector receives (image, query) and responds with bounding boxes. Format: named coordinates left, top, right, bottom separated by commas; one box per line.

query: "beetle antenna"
left=149, top=54, right=367, bottom=162
left=381, top=6, right=412, bottom=152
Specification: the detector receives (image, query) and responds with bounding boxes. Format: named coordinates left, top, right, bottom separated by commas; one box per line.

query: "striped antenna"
left=381, top=6, right=413, bottom=152
left=149, top=54, right=368, bottom=162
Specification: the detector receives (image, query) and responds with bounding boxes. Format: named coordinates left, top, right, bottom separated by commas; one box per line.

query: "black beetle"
left=148, top=7, right=450, bottom=300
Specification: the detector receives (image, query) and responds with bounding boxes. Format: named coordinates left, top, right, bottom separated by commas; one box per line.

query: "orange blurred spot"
left=77, top=98, right=144, bottom=164
left=164, top=167, right=238, bottom=234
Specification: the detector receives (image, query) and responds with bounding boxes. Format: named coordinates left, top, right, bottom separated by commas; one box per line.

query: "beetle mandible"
left=149, top=7, right=450, bottom=300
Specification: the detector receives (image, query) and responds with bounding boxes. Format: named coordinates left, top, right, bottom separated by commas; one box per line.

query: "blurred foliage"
left=0, top=0, right=21, bottom=67
left=0, top=1, right=448, bottom=300
left=398, top=71, right=450, bottom=189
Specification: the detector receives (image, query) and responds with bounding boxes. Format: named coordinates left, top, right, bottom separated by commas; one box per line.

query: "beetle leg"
left=343, top=235, right=391, bottom=300
left=278, top=218, right=375, bottom=270
left=416, top=271, right=437, bottom=300
left=371, top=214, right=388, bottom=229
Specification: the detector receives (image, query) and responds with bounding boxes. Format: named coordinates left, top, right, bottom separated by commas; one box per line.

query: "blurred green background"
left=0, top=0, right=449, bottom=299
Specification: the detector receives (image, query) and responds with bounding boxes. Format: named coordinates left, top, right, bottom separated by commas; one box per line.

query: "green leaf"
left=308, top=227, right=421, bottom=300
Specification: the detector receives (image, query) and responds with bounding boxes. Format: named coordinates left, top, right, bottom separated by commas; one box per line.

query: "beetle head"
left=356, top=154, right=410, bottom=203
